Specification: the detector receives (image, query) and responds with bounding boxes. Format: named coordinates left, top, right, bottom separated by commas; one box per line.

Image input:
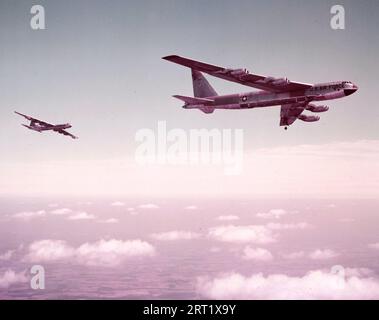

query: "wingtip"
left=162, top=55, right=179, bottom=61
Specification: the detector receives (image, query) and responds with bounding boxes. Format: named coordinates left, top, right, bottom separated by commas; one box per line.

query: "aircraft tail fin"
left=192, top=70, right=218, bottom=98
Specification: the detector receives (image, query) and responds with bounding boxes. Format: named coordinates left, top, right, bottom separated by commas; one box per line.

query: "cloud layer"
left=309, top=249, right=339, bottom=260
left=197, top=269, right=379, bottom=299
left=0, top=270, right=28, bottom=289
left=208, top=225, right=276, bottom=244
left=25, top=239, right=155, bottom=267
left=256, top=209, right=287, bottom=219
left=242, top=247, right=273, bottom=261
left=151, top=231, right=201, bottom=241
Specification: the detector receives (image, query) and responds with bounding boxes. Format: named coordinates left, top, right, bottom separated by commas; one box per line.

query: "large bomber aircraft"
left=163, top=55, right=358, bottom=129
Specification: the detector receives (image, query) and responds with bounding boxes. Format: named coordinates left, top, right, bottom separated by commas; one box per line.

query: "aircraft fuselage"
left=183, top=81, right=358, bottom=110
left=28, top=123, right=72, bottom=131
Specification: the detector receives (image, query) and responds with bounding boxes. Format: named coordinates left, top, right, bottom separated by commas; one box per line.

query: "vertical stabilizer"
left=192, top=70, right=218, bottom=98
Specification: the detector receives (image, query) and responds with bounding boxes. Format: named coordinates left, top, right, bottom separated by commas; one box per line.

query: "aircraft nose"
left=344, top=85, right=358, bottom=96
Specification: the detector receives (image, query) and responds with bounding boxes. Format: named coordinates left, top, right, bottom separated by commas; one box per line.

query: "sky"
left=0, top=0, right=378, bottom=197
left=1, top=0, right=379, bottom=301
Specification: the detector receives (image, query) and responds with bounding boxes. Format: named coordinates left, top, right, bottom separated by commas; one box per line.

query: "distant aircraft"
left=15, top=111, right=78, bottom=139
left=163, top=55, right=358, bottom=129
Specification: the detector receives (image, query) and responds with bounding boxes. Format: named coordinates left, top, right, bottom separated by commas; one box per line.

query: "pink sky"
left=1, top=139, right=378, bottom=198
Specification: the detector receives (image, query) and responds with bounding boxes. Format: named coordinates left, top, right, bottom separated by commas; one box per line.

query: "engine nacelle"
left=271, top=77, right=290, bottom=86
left=230, top=68, right=249, bottom=77
left=306, top=104, right=329, bottom=113
left=298, top=114, right=320, bottom=122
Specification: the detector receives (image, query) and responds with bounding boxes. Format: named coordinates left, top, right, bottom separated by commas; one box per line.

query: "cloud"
left=256, top=209, right=288, bottom=219
left=50, top=208, right=73, bottom=215
left=25, top=239, right=155, bottom=267
left=97, top=218, right=119, bottom=224
left=110, top=201, right=125, bottom=207
left=76, top=239, right=155, bottom=267
left=67, top=212, right=95, bottom=220
left=217, top=215, right=240, bottom=221
left=208, top=225, right=276, bottom=244
left=242, top=247, right=273, bottom=261
left=266, top=222, right=310, bottom=230
left=0, top=270, right=28, bottom=289
left=185, top=205, right=198, bottom=210
left=0, top=250, right=14, bottom=261
left=12, top=210, right=47, bottom=220
left=138, top=204, right=159, bottom=209
left=126, top=208, right=139, bottom=215
left=197, top=268, right=379, bottom=299
left=282, top=251, right=305, bottom=259
left=11, top=207, right=99, bottom=222
left=309, top=249, right=339, bottom=260
left=368, top=243, right=379, bottom=250
left=151, top=231, right=201, bottom=241
left=25, top=240, right=76, bottom=262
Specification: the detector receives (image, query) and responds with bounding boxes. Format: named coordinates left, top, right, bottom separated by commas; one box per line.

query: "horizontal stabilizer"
left=22, top=124, right=41, bottom=132
left=173, top=95, right=214, bottom=105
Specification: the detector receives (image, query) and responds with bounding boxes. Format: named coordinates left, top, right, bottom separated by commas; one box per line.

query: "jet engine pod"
left=271, top=77, right=290, bottom=86
left=230, top=68, right=249, bottom=77
left=306, top=104, right=329, bottom=113
left=298, top=114, right=320, bottom=122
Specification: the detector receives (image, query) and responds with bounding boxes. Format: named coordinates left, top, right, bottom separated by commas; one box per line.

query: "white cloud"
left=97, top=218, right=119, bottom=224
left=197, top=268, right=379, bottom=299
left=25, top=240, right=75, bottom=262
left=0, top=250, right=14, bottom=261
left=282, top=251, right=305, bottom=259
left=217, top=215, right=240, bottom=221
left=0, top=270, right=28, bottom=289
left=309, top=249, right=339, bottom=260
left=266, top=222, right=310, bottom=230
left=151, top=231, right=201, bottom=241
left=256, top=209, right=287, bottom=219
left=12, top=210, right=47, bottom=220
left=50, top=208, right=73, bottom=215
left=25, top=239, right=155, bottom=267
left=368, top=243, right=379, bottom=250
left=76, top=239, right=155, bottom=267
left=110, top=201, right=125, bottom=207
left=138, top=204, right=159, bottom=209
left=67, top=212, right=95, bottom=220
left=208, top=225, right=276, bottom=244
left=25, top=240, right=76, bottom=262
left=185, top=205, right=198, bottom=210
left=242, top=247, right=273, bottom=261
